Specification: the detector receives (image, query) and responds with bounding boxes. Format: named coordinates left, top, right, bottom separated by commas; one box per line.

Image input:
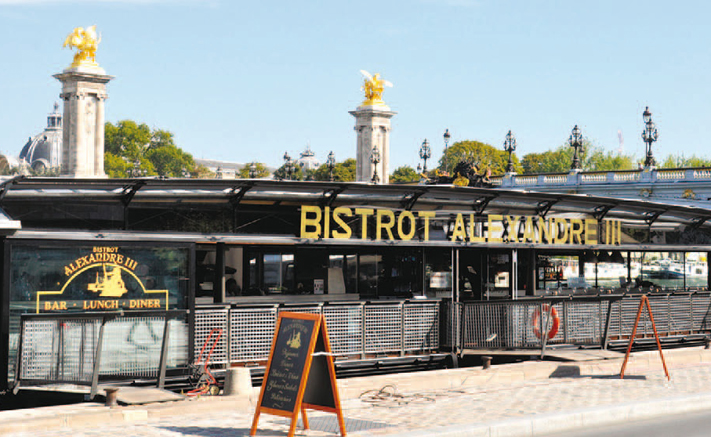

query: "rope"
left=359, top=385, right=436, bottom=408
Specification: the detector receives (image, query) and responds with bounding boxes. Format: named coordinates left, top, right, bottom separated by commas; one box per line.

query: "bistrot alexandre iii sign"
left=35, top=246, right=169, bottom=313
left=300, top=205, right=623, bottom=245
left=251, top=312, right=346, bottom=437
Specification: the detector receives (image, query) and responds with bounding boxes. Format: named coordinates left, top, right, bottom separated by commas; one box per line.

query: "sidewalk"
left=3, top=347, right=711, bottom=436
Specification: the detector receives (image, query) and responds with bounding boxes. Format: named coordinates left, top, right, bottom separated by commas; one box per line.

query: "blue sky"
left=1, top=0, right=710, bottom=171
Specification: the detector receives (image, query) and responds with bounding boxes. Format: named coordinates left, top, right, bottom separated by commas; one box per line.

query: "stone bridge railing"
left=490, top=168, right=711, bottom=190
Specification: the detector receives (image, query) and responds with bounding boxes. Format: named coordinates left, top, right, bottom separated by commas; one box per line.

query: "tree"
left=520, top=141, right=635, bottom=174
left=660, top=154, right=711, bottom=168
left=439, top=140, right=520, bottom=175
left=104, top=120, right=199, bottom=178
left=238, top=162, right=270, bottom=178
left=312, top=158, right=356, bottom=181
left=585, top=149, right=636, bottom=171
left=390, top=165, right=419, bottom=183
left=273, top=162, right=304, bottom=181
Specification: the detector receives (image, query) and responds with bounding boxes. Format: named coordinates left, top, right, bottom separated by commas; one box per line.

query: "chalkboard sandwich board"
left=250, top=312, right=346, bottom=437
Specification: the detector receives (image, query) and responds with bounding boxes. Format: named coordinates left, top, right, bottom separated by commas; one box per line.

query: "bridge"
left=490, top=167, right=711, bottom=207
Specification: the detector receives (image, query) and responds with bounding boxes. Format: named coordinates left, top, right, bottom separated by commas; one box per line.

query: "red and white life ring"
left=532, top=304, right=560, bottom=340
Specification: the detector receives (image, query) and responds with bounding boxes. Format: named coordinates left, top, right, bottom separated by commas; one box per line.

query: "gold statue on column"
left=360, top=70, right=393, bottom=107
left=63, top=25, right=101, bottom=68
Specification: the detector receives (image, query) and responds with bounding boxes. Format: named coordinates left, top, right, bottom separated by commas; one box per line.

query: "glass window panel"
left=685, top=252, right=708, bottom=290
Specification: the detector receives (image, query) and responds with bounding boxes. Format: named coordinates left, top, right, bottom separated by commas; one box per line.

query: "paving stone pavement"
left=5, top=349, right=711, bottom=437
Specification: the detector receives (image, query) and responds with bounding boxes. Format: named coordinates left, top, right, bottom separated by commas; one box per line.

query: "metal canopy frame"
left=2, top=177, right=711, bottom=230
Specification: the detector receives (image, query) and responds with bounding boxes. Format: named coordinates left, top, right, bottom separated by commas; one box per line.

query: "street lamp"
left=249, top=162, right=257, bottom=178
left=283, top=152, right=292, bottom=180
left=568, top=125, right=584, bottom=171
left=641, top=106, right=659, bottom=168
left=419, top=139, right=431, bottom=174
left=327, top=151, right=336, bottom=181
left=370, top=145, right=381, bottom=184
left=443, top=129, right=451, bottom=173
left=129, top=158, right=144, bottom=178
left=503, top=130, right=517, bottom=173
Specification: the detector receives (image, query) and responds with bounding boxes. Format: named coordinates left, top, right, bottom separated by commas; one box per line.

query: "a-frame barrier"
left=620, top=295, right=670, bottom=380
left=250, top=312, right=346, bottom=437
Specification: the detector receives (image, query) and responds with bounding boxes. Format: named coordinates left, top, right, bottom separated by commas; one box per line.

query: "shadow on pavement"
left=160, top=416, right=393, bottom=436
left=549, top=365, right=646, bottom=380
left=160, top=427, right=264, bottom=436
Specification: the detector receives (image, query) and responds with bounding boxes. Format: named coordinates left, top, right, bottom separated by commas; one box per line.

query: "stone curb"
left=367, top=392, right=711, bottom=437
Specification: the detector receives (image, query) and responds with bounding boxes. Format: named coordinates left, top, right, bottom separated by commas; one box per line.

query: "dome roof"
left=297, top=145, right=321, bottom=171
left=20, top=103, right=62, bottom=172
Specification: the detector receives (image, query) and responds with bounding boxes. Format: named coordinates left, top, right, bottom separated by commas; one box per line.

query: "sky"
left=1, top=0, right=710, bottom=171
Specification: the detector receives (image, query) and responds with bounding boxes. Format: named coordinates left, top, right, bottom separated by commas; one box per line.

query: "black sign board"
left=250, top=312, right=346, bottom=437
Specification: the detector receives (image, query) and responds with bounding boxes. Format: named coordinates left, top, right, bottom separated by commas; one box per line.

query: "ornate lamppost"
left=568, top=125, right=584, bottom=171
left=371, top=145, right=381, bottom=183
left=283, top=152, right=292, bottom=180
left=248, top=162, right=257, bottom=178
left=503, top=130, right=517, bottom=173
left=419, top=139, right=431, bottom=174
left=128, top=158, right=144, bottom=178
left=642, top=106, right=659, bottom=168
left=327, top=151, right=336, bottom=181
left=443, top=129, right=451, bottom=173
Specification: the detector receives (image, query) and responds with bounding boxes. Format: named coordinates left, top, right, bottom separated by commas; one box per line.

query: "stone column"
left=350, top=106, right=396, bottom=184
left=54, top=69, right=113, bottom=178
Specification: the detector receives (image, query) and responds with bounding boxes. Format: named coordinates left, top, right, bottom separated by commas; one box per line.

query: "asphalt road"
left=546, top=409, right=711, bottom=437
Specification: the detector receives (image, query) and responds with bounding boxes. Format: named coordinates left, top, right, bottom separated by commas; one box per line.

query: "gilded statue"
left=359, top=70, right=393, bottom=106
left=63, top=25, right=101, bottom=68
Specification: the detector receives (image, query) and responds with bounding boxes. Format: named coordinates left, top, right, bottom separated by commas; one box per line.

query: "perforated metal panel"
left=404, top=303, right=439, bottom=351
left=17, top=312, right=187, bottom=386
left=278, top=306, right=322, bottom=316
left=194, top=309, right=229, bottom=365
left=19, top=319, right=99, bottom=383
left=564, top=301, right=607, bottom=344
left=99, top=317, right=166, bottom=377
left=229, top=307, right=277, bottom=362
left=323, top=305, right=363, bottom=355
left=364, top=304, right=403, bottom=354
left=692, top=293, right=711, bottom=331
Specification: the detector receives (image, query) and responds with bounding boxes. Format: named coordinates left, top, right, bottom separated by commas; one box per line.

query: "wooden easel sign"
left=250, top=312, right=346, bottom=437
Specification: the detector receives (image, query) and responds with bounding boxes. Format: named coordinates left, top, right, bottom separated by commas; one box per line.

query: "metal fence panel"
left=17, top=311, right=188, bottom=387
left=364, top=304, right=403, bottom=354
left=229, top=307, right=277, bottom=362
left=194, top=309, right=229, bottom=365
left=404, top=302, right=439, bottom=351
left=564, top=301, right=607, bottom=345
left=692, top=293, right=711, bottom=331
left=323, top=305, right=363, bottom=355
left=19, top=319, right=99, bottom=384
left=99, top=316, right=166, bottom=377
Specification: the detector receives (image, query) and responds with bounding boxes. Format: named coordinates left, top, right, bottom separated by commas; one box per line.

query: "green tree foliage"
left=273, top=162, right=305, bottom=181
left=521, top=141, right=635, bottom=174
left=104, top=120, right=198, bottom=178
left=312, top=158, right=356, bottom=181
left=390, top=165, right=419, bottom=183
left=439, top=140, right=521, bottom=175
left=660, top=154, right=711, bottom=168
left=585, top=149, right=636, bottom=171
left=238, top=162, right=270, bottom=178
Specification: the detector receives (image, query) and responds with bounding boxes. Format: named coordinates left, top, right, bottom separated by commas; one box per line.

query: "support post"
left=158, top=316, right=170, bottom=389
left=602, top=299, right=614, bottom=350
left=90, top=317, right=108, bottom=399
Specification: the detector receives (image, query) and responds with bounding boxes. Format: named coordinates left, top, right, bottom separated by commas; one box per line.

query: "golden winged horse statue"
left=63, top=25, right=101, bottom=68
